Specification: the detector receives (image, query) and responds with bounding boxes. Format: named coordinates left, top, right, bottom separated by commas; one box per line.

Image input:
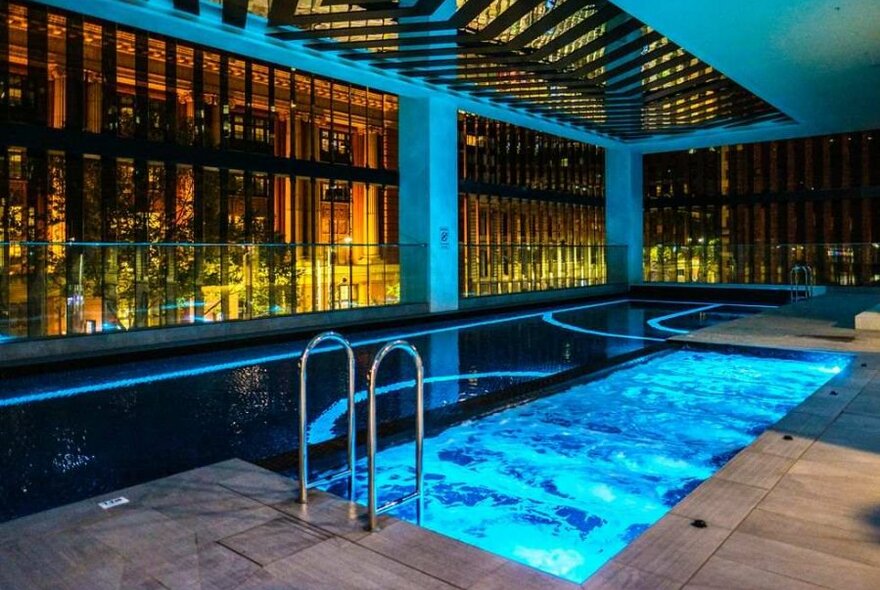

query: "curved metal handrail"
left=790, top=265, right=805, bottom=301
left=366, top=339, right=424, bottom=531
left=790, top=264, right=815, bottom=302
left=297, top=331, right=356, bottom=504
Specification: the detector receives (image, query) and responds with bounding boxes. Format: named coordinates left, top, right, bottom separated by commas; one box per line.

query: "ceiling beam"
left=222, top=0, right=249, bottom=28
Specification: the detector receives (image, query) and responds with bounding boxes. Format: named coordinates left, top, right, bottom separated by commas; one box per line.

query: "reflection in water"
left=308, top=371, right=552, bottom=444
left=0, top=300, right=759, bottom=521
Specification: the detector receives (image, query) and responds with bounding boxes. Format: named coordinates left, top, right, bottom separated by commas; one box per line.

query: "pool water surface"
left=319, top=348, right=848, bottom=583
left=0, top=298, right=765, bottom=522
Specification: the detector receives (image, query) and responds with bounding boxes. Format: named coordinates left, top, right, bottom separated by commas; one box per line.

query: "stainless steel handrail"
left=790, top=265, right=805, bottom=301
left=366, top=339, right=424, bottom=531
left=790, top=264, right=815, bottom=302
left=297, top=331, right=356, bottom=504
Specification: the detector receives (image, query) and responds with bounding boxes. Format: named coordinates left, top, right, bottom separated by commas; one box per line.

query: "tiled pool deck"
left=0, top=458, right=574, bottom=590
left=3, top=292, right=880, bottom=589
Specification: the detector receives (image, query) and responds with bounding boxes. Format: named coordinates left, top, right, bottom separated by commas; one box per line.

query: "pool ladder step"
left=295, top=331, right=425, bottom=532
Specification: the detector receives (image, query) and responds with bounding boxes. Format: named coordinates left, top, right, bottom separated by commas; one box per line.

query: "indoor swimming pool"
left=318, top=348, right=849, bottom=582
left=0, top=298, right=765, bottom=521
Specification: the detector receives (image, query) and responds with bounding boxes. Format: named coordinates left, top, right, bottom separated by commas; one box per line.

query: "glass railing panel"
left=459, top=244, right=627, bottom=298
left=643, top=243, right=880, bottom=286
left=0, top=242, right=425, bottom=343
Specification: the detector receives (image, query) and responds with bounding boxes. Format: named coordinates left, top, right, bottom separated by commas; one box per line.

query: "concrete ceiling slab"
left=615, top=0, right=880, bottom=150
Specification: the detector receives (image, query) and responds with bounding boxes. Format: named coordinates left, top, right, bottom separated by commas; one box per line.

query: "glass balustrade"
left=0, top=242, right=426, bottom=342
left=643, top=243, right=880, bottom=286
left=460, top=244, right=627, bottom=297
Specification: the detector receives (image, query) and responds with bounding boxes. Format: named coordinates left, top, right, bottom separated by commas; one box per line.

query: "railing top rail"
left=300, top=331, right=355, bottom=365
left=460, top=243, right=623, bottom=248
left=0, top=241, right=427, bottom=248
left=645, top=242, right=880, bottom=247
left=368, top=339, right=423, bottom=375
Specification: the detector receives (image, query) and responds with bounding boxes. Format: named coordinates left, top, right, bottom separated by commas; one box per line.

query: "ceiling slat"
left=172, top=0, right=200, bottom=15
left=222, top=0, right=249, bottom=28
left=165, top=0, right=790, bottom=138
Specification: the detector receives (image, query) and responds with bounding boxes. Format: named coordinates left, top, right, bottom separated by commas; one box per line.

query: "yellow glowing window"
left=9, top=152, right=24, bottom=179
left=7, top=76, right=23, bottom=105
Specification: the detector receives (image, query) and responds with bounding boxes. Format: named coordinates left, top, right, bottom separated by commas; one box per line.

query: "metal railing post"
left=790, top=265, right=803, bottom=302
left=805, top=264, right=815, bottom=298
left=366, top=339, right=424, bottom=531
left=297, top=331, right=356, bottom=504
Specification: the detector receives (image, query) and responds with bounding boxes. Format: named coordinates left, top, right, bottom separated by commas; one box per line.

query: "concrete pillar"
left=605, top=148, right=644, bottom=285
left=399, top=95, right=459, bottom=312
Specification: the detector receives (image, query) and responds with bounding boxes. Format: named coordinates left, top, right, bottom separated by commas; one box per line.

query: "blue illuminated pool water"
left=319, top=348, right=848, bottom=583
left=0, top=298, right=767, bottom=522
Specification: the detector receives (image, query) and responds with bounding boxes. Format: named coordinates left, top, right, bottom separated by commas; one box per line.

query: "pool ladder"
left=296, top=332, right=425, bottom=533
left=297, top=331, right=356, bottom=505
left=790, top=264, right=815, bottom=302
left=366, top=340, right=425, bottom=531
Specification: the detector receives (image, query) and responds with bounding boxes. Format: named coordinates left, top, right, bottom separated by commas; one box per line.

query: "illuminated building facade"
left=458, top=113, right=607, bottom=297
left=0, top=0, right=876, bottom=348
left=0, top=0, right=400, bottom=337
left=644, top=131, right=880, bottom=285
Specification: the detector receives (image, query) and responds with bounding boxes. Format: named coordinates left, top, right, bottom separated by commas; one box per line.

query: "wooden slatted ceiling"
left=190, top=0, right=791, bottom=140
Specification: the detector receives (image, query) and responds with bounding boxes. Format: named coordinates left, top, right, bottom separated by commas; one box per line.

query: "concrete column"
left=605, top=148, right=644, bottom=285
left=399, top=95, right=459, bottom=312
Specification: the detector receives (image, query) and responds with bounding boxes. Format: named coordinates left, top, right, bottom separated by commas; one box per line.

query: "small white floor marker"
left=98, top=496, right=129, bottom=510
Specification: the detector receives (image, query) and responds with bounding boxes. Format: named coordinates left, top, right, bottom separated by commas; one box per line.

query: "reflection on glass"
left=0, top=242, right=423, bottom=340
left=458, top=111, right=607, bottom=296
left=644, top=131, right=880, bottom=285
left=2, top=1, right=399, bottom=169
left=460, top=243, right=619, bottom=297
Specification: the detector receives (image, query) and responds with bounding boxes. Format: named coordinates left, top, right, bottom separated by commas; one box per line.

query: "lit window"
left=9, top=152, right=24, bottom=179
left=8, top=76, right=23, bottom=105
